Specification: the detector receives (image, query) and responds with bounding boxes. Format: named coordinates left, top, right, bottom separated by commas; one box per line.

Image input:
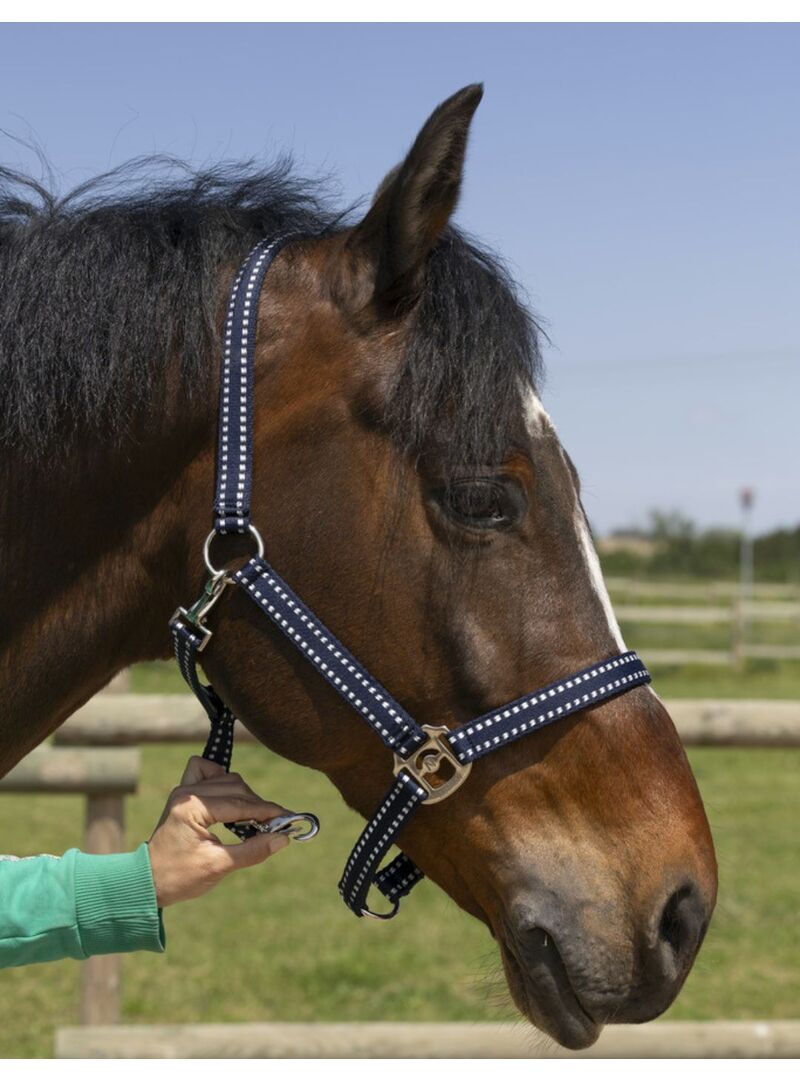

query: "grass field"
left=1, top=741, right=798, bottom=1057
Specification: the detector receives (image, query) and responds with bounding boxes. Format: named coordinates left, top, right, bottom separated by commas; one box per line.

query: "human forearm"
left=0, top=843, right=164, bottom=969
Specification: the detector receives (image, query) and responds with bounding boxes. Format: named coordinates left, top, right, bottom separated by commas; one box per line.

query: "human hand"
left=147, top=756, right=290, bottom=907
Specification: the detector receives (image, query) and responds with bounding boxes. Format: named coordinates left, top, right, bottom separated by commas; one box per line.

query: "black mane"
left=0, top=156, right=542, bottom=462
left=395, top=229, right=543, bottom=469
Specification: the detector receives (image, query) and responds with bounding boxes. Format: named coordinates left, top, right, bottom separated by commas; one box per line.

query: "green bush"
left=600, top=511, right=800, bottom=584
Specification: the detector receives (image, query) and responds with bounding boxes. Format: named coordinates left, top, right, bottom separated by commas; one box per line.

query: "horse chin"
left=498, top=927, right=602, bottom=1051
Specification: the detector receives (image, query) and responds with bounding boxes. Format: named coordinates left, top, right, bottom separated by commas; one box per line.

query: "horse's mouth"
left=498, top=923, right=602, bottom=1051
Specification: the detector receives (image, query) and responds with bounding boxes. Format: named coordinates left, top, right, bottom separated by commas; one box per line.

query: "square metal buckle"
left=393, top=724, right=472, bottom=805
left=171, top=606, right=214, bottom=652
left=171, top=573, right=231, bottom=653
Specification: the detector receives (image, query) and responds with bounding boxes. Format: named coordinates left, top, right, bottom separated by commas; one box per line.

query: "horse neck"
left=0, top=395, right=214, bottom=772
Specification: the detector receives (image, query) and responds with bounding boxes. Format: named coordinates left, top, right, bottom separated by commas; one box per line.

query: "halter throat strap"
left=169, top=236, right=652, bottom=919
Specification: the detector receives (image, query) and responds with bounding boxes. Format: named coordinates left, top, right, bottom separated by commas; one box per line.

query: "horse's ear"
left=349, top=83, right=484, bottom=315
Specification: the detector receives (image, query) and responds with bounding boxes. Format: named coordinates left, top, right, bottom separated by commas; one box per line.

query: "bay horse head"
left=195, top=86, right=717, bottom=1047
left=0, top=83, right=717, bottom=1050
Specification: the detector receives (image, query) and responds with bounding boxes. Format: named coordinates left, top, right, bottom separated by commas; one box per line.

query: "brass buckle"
left=393, top=724, right=472, bottom=805
left=171, top=572, right=232, bottom=653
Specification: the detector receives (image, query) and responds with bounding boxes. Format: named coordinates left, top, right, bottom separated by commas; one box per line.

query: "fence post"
left=80, top=793, right=125, bottom=1025
left=731, top=596, right=745, bottom=671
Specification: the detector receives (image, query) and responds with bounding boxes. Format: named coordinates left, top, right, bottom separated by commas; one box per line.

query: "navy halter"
left=169, top=236, right=652, bottom=919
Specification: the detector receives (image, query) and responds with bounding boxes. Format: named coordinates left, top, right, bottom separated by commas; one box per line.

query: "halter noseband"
left=169, top=236, right=651, bottom=919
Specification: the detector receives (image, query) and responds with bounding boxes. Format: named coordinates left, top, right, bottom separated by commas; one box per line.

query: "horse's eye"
left=438, top=478, right=522, bottom=530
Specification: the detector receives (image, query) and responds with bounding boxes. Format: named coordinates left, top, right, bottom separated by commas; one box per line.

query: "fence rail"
left=56, top=695, right=258, bottom=746
left=0, top=748, right=139, bottom=793
left=606, top=577, right=800, bottom=601
left=643, top=646, right=800, bottom=666
left=615, top=603, right=800, bottom=623
left=55, top=1020, right=800, bottom=1059
left=607, top=583, right=800, bottom=668
left=642, top=648, right=733, bottom=666
left=55, top=694, right=800, bottom=748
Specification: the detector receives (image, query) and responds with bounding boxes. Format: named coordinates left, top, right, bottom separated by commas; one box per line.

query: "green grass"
left=650, top=660, right=800, bottom=700
left=1, top=744, right=798, bottom=1057
left=665, top=749, right=800, bottom=1022
left=620, top=618, right=798, bottom=651
left=131, top=661, right=197, bottom=694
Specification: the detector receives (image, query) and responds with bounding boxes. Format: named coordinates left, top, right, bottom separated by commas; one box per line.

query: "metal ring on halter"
left=203, top=524, right=264, bottom=577
left=360, top=897, right=401, bottom=921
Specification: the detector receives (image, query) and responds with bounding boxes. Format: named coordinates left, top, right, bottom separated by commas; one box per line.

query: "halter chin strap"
left=169, top=237, right=652, bottom=919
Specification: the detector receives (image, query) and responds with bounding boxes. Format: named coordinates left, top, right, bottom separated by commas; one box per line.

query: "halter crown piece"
left=169, top=235, right=652, bottom=919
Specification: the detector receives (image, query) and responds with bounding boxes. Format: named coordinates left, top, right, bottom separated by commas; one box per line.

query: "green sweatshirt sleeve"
left=0, top=842, right=165, bottom=969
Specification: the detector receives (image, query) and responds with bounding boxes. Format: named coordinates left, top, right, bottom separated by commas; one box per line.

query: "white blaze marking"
left=521, top=384, right=550, bottom=435
left=574, top=510, right=627, bottom=651
left=522, top=386, right=626, bottom=651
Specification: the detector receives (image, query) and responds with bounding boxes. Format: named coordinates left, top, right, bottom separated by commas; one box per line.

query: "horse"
left=0, top=84, right=717, bottom=1049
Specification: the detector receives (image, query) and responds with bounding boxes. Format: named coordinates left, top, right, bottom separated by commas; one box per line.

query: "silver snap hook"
left=242, top=812, right=320, bottom=842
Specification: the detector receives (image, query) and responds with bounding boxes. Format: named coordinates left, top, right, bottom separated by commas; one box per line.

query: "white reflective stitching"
left=455, top=663, right=646, bottom=761
left=218, top=237, right=291, bottom=527
left=236, top=565, right=424, bottom=748
left=340, top=775, right=426, bottom=901
left=452, top=652, right=639, bottom=743
left=217, top=242, right=260, bottom=525
left=381, top=864, right=424, bottom=900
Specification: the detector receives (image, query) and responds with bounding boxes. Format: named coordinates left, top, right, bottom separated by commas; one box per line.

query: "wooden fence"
left=606, top=580, right=800, bottom=667
left=55, top=1019, right=800, bottom=1059
left=606, top=577, right=800, bottom=602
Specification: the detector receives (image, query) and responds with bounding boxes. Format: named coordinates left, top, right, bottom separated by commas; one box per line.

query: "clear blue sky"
left=1, top=23, right=797, bottom=535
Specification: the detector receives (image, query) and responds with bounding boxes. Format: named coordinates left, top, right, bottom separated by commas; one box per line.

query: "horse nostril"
left=657, top=884, right=706, bottom=966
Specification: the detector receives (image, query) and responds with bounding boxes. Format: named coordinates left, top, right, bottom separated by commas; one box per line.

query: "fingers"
left=217, top=830, right=291, bottom=870
left=182, top=793, right=290, bottom=830
left=173, top=766, right=273, bottom=805
left=150, top=760, right=301, bottom=904
left=173, top=781, right=265, bottom=802
left=154, top=759, right=243, bottom=834
left=180, top=755, right=227, bottom=785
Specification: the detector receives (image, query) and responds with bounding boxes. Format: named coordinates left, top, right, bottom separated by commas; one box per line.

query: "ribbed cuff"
left=73, top=842, right=165, bottom=958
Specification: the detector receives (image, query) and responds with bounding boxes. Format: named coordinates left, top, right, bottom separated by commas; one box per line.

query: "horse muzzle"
left=496, top=874, right=714, bottom=1050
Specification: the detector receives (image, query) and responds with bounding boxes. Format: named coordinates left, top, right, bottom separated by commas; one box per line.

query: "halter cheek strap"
left=169, top=236, right=651, bottom=918
left=214, top=235, right=295, bottom=536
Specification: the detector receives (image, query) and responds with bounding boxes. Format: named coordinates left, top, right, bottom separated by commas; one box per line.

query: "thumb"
left=180, top=755, right=227, bottom=785
left=218, top=830, right=291, bottom=871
